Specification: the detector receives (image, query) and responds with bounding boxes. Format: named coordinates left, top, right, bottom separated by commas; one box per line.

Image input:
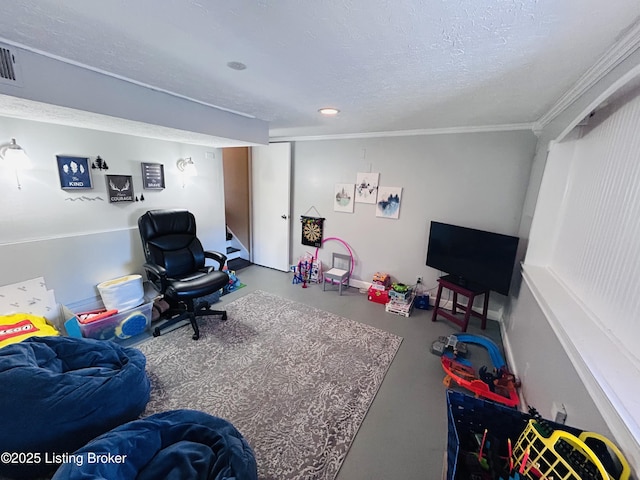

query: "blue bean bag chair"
left=0, top=336, right=150, bottom=479
left=51, top=409, right=258, bottom=480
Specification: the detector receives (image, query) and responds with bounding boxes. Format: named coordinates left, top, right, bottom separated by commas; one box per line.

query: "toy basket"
left=446, top=390, right=630, bottom=480
left=512, top=419, right=630, bottom=480
left=446, top=390, right=581, bottom=480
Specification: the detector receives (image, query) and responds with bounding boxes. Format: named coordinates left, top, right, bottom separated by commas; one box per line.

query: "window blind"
left=550, top=91, right=640, bottom=362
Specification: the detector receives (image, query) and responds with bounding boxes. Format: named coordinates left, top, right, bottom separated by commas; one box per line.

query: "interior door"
left=251, top=142, right=291, bottom=271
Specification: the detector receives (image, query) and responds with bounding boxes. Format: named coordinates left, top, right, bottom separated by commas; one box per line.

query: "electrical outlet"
left=551, top=402, right=567, bottom=424
left=417, top=276, right=423, bottom=284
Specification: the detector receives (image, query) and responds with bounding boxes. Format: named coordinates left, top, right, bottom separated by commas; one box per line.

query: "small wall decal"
left=92, top=156, right=109, bottom=170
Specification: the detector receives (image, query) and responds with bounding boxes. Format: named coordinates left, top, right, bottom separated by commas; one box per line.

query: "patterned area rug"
left=137, top=290, right=402, bottom=480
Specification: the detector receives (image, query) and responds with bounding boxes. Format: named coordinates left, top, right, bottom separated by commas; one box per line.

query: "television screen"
left=426, top=221, right=519, bottom=296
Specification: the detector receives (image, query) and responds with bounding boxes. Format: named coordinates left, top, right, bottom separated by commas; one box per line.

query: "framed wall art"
left=376, top=186, right=403, bottom=219
left=334, top=183, right=355, bottom=213
left=106, top=175, right=134, bottom=203
left=355, top=172, right=379, bottom=204
left=141, top=162, right=165, bottom=189
left=56, top=155, right=93, bottom=189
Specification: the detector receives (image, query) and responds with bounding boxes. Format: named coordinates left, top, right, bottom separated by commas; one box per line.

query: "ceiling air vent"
left=0, top=44, right=22, bottom=86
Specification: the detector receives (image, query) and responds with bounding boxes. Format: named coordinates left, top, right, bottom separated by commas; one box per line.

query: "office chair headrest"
left=139, top=209, right=197, bottom=240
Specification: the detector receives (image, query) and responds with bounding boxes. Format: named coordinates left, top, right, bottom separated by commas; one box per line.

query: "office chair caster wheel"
left=153, top=327, right=161, bottom=337
left=192, top=333, right=200, bottom=340
left=222, top=312, right=227, bottom=321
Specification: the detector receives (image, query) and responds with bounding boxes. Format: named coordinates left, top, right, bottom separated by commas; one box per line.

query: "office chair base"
left=152, top=305, right=227, bottom=340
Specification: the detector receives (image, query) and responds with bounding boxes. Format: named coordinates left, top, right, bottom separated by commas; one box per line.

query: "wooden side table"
left=431, top=275, right=489, bottom=332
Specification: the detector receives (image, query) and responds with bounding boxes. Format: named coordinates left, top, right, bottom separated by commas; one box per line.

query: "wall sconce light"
left=0, top=138, right=32, bottom=189
left=176, top=157, right=197, bottom=188
left=176, top=157, right=198, bottom=176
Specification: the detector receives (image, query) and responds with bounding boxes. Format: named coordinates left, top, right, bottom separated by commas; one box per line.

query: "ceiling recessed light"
left=227, top=61, right=247, bottom=71
left=319, top=107, right=340, bottom=116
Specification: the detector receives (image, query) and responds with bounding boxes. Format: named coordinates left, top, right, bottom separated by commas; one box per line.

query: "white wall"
left=0, top=116, right=226, bottom=305
left=290, top=131, right=537, bottom=312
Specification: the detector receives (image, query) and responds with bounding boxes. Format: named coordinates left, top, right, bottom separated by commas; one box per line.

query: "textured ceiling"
left=1, top=0, right=640, bottom=141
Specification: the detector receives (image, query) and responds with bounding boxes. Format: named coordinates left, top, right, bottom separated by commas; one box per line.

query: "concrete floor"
left=150, top=265, right=505, bottom=480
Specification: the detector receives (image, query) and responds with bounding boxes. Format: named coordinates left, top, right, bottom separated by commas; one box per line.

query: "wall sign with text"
left=106, top=175, right=134, bottom=203
left=141, top=162, right=165, bottom=189
left=56, top=155, right=93, bottom=190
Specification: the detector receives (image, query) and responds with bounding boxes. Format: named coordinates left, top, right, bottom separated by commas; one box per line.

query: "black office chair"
left=138, top=209, right=230, bottom=340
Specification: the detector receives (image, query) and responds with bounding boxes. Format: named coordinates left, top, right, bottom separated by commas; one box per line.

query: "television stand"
left=431, top=275, right=489, bottom=332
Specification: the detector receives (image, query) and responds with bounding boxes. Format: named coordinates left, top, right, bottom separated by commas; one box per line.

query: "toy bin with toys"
left=367, top=286, right=390, bottom=304
left=445, top=390, right=631, bottom=480
left=78, top=301, right=153, bottom=343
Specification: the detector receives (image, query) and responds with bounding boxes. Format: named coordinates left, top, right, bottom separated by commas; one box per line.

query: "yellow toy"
left=0, top=313, right=59, bottom=348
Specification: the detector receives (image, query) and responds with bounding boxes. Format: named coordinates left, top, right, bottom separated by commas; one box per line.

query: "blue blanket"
left=52, top=409, right=258, bottom=480
left=0, top=336, right=150, bottom=479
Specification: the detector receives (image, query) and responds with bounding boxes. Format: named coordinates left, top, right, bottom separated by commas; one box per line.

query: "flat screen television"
left=426, top=221, right=519, bottom=296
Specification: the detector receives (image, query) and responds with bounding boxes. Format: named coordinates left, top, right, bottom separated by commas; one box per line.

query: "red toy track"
left=441, top=356, right=520, bottom=407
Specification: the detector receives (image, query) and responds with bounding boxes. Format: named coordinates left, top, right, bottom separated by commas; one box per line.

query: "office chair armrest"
left=204, top=251, right=227, bottom=270
left=143, top=263, right=169, bottom=290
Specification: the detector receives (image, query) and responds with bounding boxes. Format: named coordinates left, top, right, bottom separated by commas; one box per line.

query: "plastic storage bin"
left=445, top=390, right=629, bottom=480
left=97, top=274, right=144, bottom=311
left=445, top=390, right=580, bottom=480
left=79, top=301, right=152, bottom=342
left=367, top=286, right=390, bottom=304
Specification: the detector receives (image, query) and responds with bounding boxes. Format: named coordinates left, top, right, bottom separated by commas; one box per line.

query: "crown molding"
left=535, top=19, right=640, bottom=131
left=270, top=123, right=535, bottom=143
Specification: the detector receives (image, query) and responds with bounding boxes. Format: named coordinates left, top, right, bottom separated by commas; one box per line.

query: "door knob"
left=281, top=214, right=287, bottom=219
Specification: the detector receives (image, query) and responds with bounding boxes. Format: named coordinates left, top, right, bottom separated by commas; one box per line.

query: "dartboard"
left=301, top=216, right=324, bottom=247
left=304, top=222, right=322, bottom=243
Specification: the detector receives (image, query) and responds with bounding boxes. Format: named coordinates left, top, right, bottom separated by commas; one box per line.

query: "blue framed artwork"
left=56, top=155, right=93, bottom=189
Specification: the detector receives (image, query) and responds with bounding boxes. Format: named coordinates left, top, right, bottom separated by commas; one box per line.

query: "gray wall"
left=290, top=131, right=537, bottom=314
left=0, top=116, right=226, bottom=305
left=507, top=279, right=613, bottom=437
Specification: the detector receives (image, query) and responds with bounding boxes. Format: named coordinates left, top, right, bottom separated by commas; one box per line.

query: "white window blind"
left=550, top=92, right=640, bottom=362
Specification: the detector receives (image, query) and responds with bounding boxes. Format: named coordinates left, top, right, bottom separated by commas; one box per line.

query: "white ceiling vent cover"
left=0, top=44, right=22, bottom=87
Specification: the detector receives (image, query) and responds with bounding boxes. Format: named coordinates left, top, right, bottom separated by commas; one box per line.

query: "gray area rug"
left=137, top=290, right=402, bottom=480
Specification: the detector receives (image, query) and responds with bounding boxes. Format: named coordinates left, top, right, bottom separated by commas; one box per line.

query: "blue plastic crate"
left=446, top=390, right=527, bottom=480
left=445, top=390, right=581, bottom=480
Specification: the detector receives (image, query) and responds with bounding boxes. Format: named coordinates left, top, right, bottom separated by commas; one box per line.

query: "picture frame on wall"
left=106, top=175, right=134, bottom=203
left=334, top=183, right=355, bottom=213
left=376, top=186, right=403, bottom=219
left=141, top=162, right=165, bottom=189
left=355, top=172, right=379, bottom=204
left=56, top=155, right=93, bottom=189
